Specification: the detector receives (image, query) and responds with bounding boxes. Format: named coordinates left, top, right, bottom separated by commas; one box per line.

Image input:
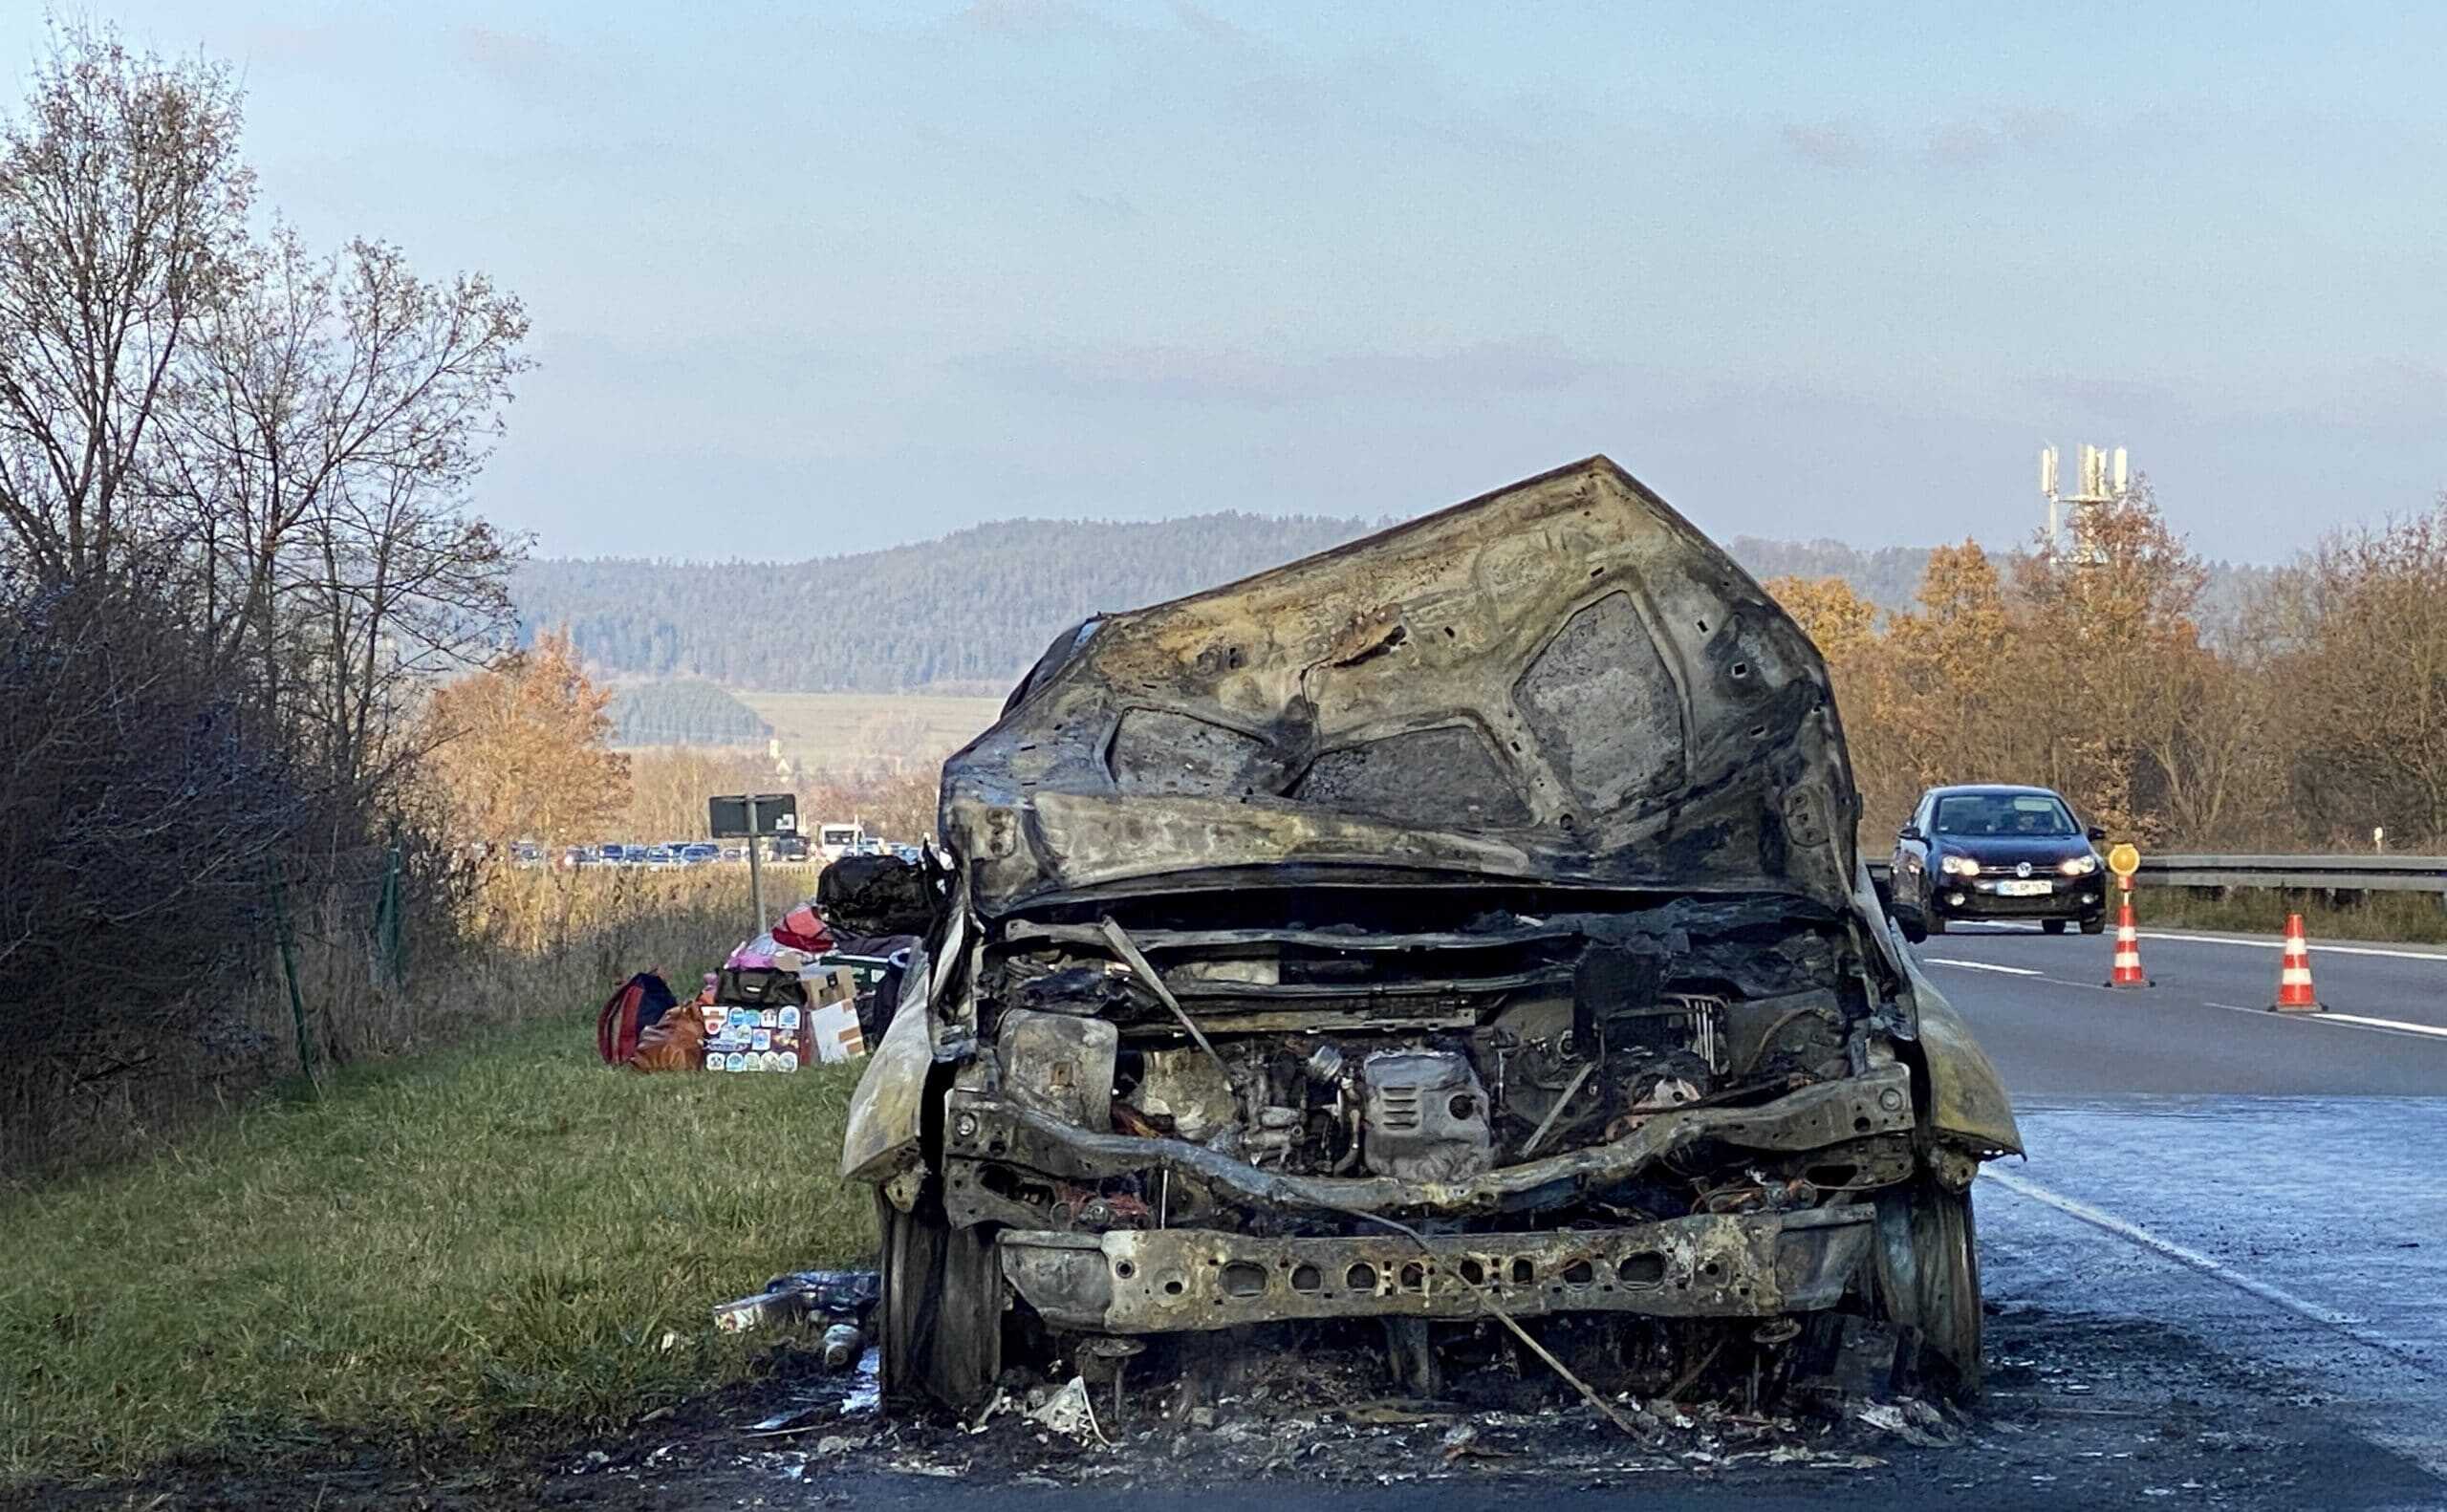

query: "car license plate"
left=1996, top=878, right=2051, bottom=896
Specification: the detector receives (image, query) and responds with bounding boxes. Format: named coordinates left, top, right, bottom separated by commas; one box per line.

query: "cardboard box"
left=803, top=964, right=857, bottom=1006
left=805, top=1000, right=867, bottom=1064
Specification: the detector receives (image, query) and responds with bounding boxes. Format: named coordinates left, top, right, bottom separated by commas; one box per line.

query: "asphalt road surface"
left=1930, top=919, right=2447, bottom=1500
left=535, top=919, right=2447, bottom=1512
left=1923, top=918, right=2447, bottom=1095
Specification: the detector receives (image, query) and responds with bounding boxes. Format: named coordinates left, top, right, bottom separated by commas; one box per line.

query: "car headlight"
left=2058, top=854, right=2098, bottom=876
left=1939, top=854, right=1980, bottom=876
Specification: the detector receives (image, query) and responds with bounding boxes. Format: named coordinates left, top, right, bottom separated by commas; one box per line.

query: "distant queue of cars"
left=505, top=833, right=923, bottom=871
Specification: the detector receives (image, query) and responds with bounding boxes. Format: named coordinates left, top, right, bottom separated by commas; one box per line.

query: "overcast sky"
left=11, top=3, right=2443, bottom=561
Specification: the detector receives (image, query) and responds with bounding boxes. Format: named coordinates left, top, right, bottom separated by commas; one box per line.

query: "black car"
left=1891, top=784, right=2107, bottom=940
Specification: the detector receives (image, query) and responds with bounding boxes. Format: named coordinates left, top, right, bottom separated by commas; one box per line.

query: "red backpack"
left=596, top=971, right=678, bottom=1065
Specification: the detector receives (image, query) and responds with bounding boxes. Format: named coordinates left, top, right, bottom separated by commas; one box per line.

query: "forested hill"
left=514, top=513, right=1389, bottom=694
left=516, top=518, right=2263, bottom=694
left=609, top=680, right=772, bottom=745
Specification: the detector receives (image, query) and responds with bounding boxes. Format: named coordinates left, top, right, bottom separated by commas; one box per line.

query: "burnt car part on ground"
left=842, top=456, right=2019, bottom=1419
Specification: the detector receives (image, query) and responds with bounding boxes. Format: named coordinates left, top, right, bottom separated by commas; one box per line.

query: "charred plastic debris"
left=715, top=1269, right=881, bottom=1369
left=837, top=456, right=2023, bottom=1440
left=696, top=1331, right=1950, bottom=1488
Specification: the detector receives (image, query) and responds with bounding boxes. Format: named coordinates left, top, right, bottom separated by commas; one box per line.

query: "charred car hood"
left=942, top=457, right=1863, bottom=919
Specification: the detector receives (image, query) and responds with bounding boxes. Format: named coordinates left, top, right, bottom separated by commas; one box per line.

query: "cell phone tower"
left=2039, top=443, right=2128, bottom=563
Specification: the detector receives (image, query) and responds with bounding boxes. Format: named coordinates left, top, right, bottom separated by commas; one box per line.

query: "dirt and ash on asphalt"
left=512, top=1298, right=2435, bottom=1512
left=19, top=1295, right=2436, bottom=1509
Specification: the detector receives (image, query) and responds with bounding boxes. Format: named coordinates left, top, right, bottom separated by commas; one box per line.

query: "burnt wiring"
left=1318, top=1199, right=1657, bottom=1441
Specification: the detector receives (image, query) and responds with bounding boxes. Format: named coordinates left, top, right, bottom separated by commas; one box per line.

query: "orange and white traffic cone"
left=2107, top=876, right=2149, bottom=987
left=2270, top=913, right=2322, bottom=1012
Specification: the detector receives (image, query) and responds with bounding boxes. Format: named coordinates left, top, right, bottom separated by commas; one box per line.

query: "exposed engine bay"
left=841, top=456, right=2022, bottom=1416
left=957, top=892, right=1896, bottom=1217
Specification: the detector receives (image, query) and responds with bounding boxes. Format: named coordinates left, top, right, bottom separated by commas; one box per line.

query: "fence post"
left=745, top=796, right=767, bottom=934
left=271, top=876, right=312, bottom=1078
left=372, top=835, right=407, bottom=988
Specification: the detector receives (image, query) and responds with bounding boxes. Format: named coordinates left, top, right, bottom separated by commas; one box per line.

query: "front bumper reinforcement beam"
left=998, top=1206, right=1876, bottom=1332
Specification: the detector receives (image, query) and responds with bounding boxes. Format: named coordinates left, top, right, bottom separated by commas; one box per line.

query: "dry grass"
left=3, top=866, right=824, bottom=1185
left=731, top=690, right=1002, bottom=776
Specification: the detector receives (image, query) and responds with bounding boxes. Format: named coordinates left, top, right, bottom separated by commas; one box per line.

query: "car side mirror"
left=2086, top=825, right=2106, bottom=842
left=1897, top=824, right=1923, bottom=842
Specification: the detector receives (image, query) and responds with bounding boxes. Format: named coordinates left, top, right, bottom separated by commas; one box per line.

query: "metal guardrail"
left=1868, top=854, right=2447, bottom=894
left=2134, top=853, right=2447, bottom=893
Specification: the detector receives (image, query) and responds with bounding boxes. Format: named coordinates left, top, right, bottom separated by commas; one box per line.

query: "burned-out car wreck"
left=842, top=457, right=2021, bottom=1416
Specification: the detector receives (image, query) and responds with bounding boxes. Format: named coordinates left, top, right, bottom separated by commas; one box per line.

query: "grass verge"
left=0, top=1006, right=874, bottom=1485
left=2134, top=886, right=2447, bottom=945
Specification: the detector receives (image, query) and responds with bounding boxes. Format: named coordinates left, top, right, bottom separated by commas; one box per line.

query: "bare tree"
left=0, top=24, right=544, bottom=1150
left=164, top=229, right=531, bottom=785
left=625, top=746, right=790, bottom=837
left=0, top=22, right=249, bottom=580
left=2136, top=635, right=2285, bottom=849
left=300, top=467, right=521, bottom=801
left=2273, top=500, right=2447, bottom=844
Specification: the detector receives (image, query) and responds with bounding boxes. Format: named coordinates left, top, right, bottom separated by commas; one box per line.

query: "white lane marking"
left=1979, top=1166, right=2436, bottom=1375
left=1932, top=942, right=2447, bottom=1036
left=2135, top=931, right=2447, bottom=963
left=1922, top=958, right=2045, bottom=976
left=2315, top=1010, right=2447, bottom=1040
left=2181, top=999, right=2447, bottom=1044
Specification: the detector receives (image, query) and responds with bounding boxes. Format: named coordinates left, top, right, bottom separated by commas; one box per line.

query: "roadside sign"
left=709, top=792, right=798, bottom=839
left=710, top=793, right=799, bottom=937
left=2106, top=842, right=2140, bottom=879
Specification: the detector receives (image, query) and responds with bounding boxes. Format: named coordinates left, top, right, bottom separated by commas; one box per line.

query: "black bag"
left=716, top=964, right=806, bottom=1006
left=815, top=854, right=937, bottom=937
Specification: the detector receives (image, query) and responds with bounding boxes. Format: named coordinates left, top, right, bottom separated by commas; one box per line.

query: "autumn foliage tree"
left=1880, top=543, right=2019, bottom=788
left=2005, top=480, right=2207, bottom=839
left=1765, top=574, right=1878, bottom=665
left=421, top=632, right=629, bottom=847
left=1763, top=572, right=1914, bottom=826
left=1772, top=480, right=2255, bottom=850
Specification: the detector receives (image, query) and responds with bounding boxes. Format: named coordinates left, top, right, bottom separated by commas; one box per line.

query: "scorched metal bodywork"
left=844, top=456, right=2020, bottom=1413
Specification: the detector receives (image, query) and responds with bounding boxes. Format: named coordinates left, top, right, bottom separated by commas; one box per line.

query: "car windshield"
left=1933, top=792, right=2077, bottom=837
